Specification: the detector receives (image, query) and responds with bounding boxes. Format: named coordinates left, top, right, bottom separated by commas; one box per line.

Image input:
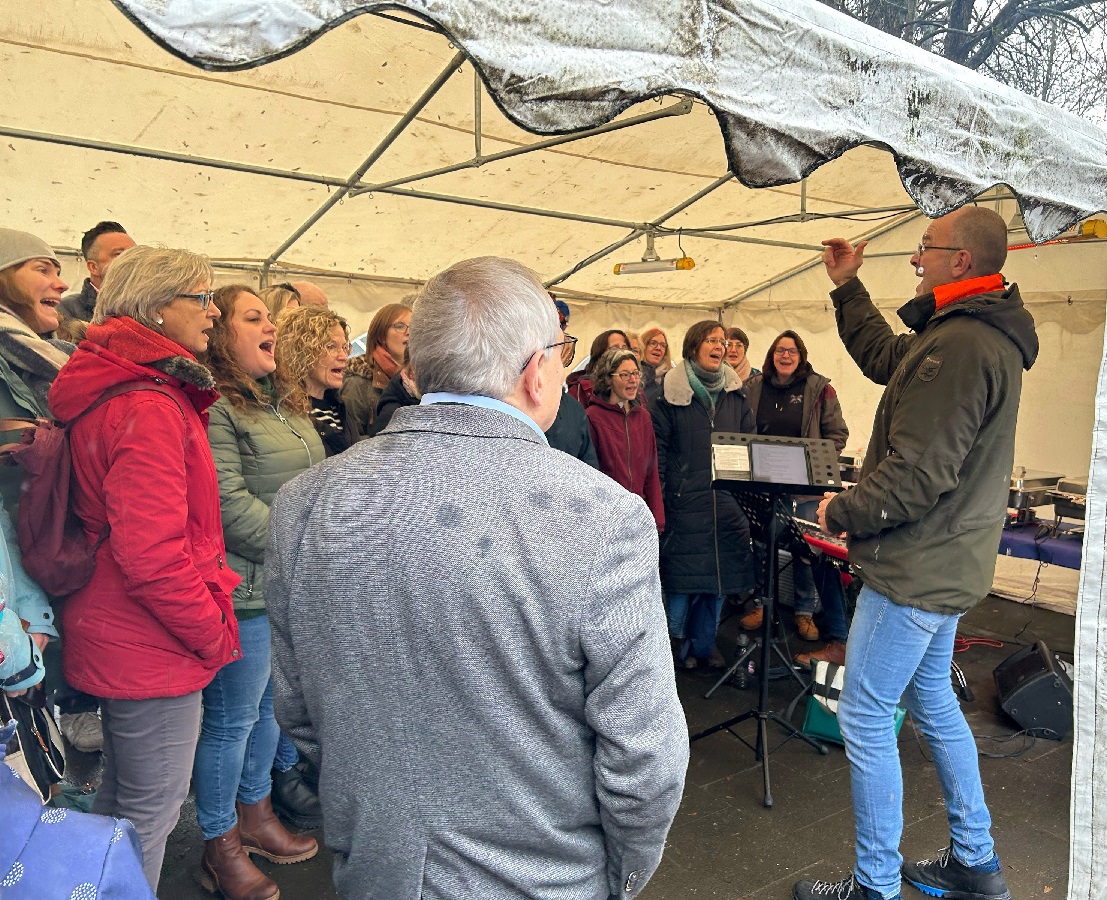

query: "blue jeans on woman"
left=192, top=613, right=281, bottom=840
left=837, top=586, right=998, bottom=899
left=666, top=593, right=724, bottom=661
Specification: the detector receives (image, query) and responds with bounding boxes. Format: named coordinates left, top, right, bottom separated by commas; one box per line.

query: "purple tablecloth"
left=998, top=522, right=1083, bottom=570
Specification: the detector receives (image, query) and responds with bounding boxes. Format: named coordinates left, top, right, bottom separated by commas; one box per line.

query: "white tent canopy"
left=2, top=2, right=1107, bottom=897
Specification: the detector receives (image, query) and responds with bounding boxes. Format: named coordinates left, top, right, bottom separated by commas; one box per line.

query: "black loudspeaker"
left=993, top=641, right=1073, bottom=740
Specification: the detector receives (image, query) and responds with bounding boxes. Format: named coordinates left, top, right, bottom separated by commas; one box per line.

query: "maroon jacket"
left=48, top=316, right=241, bottom=700
left=585, top=395, right=664, bottom=530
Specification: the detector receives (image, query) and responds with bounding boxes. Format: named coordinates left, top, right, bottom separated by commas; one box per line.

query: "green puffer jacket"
left=824, top=277, right=1038, bottom=615
left=207, top=388, right=325, bottom=616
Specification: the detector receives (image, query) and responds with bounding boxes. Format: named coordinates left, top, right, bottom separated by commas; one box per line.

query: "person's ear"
left=520, top=350, right=545, bottom=406
left=952, top=249, right=973, bottom=277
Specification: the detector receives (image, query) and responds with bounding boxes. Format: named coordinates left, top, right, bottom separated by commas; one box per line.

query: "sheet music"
left=750, top=443, right=810, bottom=485
left=712, top=443, right=750, bottom=479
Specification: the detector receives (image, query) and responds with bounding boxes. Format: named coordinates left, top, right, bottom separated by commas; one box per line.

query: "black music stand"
left=705, top=494, right=815, bottom=700
left=690, top=478, right=840, bottom=808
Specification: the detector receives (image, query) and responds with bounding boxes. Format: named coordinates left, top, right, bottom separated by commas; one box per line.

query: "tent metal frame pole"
left=374, top=186, right=649, bottom=230
left=0, top=125, right=348, bottom=189
left=348, top=98, right=693, bottom=197
left=678, top=230, right=824, bottom=252
left=721, top=210, right=925, bottom=308
left=259, top=49, right=467, bottom=286
left=473, top=68, right=482, bottom=159
left=544, top=172, right=735, bottom=287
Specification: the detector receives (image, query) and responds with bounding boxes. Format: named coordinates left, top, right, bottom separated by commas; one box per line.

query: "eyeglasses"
left=703, top=338, right=732, bottom=348
left=645, top=339, right=667, bottom=351
left=774, top=347, right=800, bottom=357
left=176, top=291, right=215, bottom=310
left=521, top=334, right=577, bottom=374
left=390, top=322, right=411, bottom=334
left=326, top=342, right=352, bottom=356
left=916, top=242, right=962, bottom=258
left=613, top=370, right=642, bottom=382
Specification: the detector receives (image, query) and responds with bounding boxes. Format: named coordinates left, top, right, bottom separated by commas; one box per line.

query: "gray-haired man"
left=266, top=256, right=689, bottom=899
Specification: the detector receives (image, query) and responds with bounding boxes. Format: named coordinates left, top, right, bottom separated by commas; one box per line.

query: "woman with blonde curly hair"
left=194, top=284, right=322, bottom=898
left=276, top=305, right=358, bottom=456
left=340, top=301, right=410, bottom=436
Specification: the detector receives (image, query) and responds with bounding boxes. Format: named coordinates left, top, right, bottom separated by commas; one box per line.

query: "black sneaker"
left=902, top=847, right=1012, bottom=900
left=794, top=873, right=893, bottom=900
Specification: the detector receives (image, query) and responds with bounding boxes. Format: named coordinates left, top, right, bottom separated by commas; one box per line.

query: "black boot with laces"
left=793, top=873, right=895, bottom=900
left=901, top=847, right=1012, bottom=900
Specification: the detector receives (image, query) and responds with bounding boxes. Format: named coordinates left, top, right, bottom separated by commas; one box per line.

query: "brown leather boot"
left=238, top=795, right=319, bottom=864
left=199, top=823, right=280, bottom=900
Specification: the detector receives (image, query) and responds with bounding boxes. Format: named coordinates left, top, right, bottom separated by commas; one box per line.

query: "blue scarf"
left=685, top=359, right=725, bottom=413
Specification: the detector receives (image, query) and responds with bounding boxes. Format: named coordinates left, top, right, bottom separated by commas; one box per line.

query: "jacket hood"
left=898, top=283, right=1038, bottom=371
left=662, top=359, right=743, bottom=406
left=49, top=315, right=218, bottom=422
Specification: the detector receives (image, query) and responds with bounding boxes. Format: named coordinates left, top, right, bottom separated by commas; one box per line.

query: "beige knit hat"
left=0, top=228, right=60, bottom=273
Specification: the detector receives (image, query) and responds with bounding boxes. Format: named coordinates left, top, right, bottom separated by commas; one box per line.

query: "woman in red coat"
left=585, top=347, right=664, bottom=530
left=48, top=246, right=241, bottom=893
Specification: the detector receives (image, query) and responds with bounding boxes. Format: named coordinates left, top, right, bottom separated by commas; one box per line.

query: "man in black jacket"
left=794, top=207, right=1035, bottom=900
left=58, top=222, right=135, bottom=323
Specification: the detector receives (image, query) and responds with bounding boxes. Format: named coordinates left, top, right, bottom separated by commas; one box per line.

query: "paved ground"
left=93, top=595, right=1071, bottom=898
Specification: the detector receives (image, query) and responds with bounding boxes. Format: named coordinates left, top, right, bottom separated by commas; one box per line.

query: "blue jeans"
left=811, top=557, right=849, bottom=642
left=666, top=593, right=723, bottom=660
left=838, top=586, right=996, bottom=898
left=273, top=731, right=299, bottom=773
left=193, top=613, right=280, bottom=839
left=792, top=500, right=821, bottom=616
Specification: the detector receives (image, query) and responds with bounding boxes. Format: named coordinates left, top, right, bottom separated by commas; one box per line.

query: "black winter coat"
left=651, top=363, right=756, bottom=596
left=546, top=390, right=599, bottom=468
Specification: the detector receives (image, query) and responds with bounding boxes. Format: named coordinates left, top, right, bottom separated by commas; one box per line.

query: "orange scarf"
left=933, top=274, right=1005, bottom=312
left=372, top=343, right=401, bottom=379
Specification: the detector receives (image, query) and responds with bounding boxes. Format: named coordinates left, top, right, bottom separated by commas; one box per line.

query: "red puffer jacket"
left=585, top=395, right=664, bottom=530
left=48, top=316, right=241, bottom=700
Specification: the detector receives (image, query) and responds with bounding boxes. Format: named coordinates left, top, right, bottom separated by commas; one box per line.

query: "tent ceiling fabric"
left=2, top=1, right=1105, bottom=311
left=110, top=0, right=1107, bottom=244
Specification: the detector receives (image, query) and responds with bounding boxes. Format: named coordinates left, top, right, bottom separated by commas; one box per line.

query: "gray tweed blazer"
left=266, top=401, right=688, bottom=900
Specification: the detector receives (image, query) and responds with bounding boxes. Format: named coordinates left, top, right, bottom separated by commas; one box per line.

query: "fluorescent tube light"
left=614, top=256, right=695, bottom=274
left=613, top=231, right=695, bottom=275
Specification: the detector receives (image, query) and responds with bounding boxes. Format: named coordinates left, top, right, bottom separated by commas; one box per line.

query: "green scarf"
left=685, top=359, right=725, bottom=413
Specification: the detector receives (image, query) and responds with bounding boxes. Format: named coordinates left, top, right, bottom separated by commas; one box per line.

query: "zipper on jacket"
left=246, top=561, right=254, bottom=597
left=709, top=406, right=722, bottom=596
left=271, top=403, right=316, bottom=467
left=623, top=407, right=634, bottom=483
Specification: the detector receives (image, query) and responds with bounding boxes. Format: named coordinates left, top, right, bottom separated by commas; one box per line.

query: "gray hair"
left=93, top=246, right=213, bottom=328
left=409, top=257, right=558, bottom=399
left=592, top=347, right=639, bottom=399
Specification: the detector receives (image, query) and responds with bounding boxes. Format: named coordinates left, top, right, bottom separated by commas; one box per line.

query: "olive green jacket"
left=207, top=391, right=325, bottom=614
left=825, top=277, right=1037, bottom=615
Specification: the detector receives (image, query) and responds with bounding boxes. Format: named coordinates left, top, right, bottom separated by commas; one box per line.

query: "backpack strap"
left=0, top=382, right=186, bottom=463
left=66, top=378, right=186, bottom=427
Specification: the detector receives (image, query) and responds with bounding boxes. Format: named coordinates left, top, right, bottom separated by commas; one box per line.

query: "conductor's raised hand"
left=821, top=238, right=867, bottom=287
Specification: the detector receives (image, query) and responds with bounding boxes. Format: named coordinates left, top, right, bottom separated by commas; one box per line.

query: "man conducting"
left=794, top=206, right=1035, bottom=900
left=266, top=256, right=688, bottom=899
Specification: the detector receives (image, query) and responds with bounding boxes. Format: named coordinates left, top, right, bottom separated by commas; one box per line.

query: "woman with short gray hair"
left=48, top=246, right=241, bottom=892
